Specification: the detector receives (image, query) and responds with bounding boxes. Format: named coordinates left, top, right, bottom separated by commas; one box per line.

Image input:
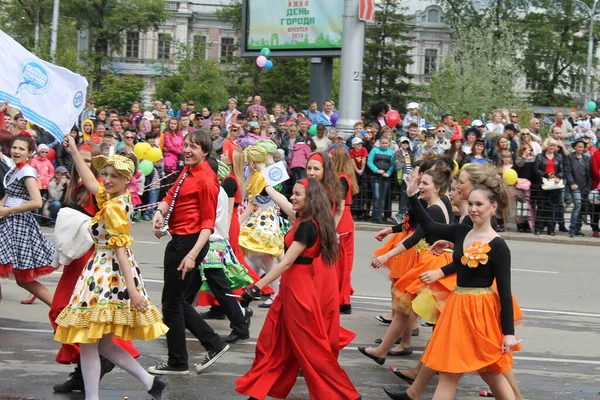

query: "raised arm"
left=63, top=136, right=99, bottom=195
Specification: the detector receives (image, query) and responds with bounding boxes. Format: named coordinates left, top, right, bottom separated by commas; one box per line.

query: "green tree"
left=61, top=0, right=169, bottom=90
left=154, top=45, right=230, bottom=112
left=427, top=22, right=523, bottom=121
left=94, top=74, right=145, bottom=115
left=363, top=0, right=413, bottom=110
left=520, top=0, right=598, bottom=106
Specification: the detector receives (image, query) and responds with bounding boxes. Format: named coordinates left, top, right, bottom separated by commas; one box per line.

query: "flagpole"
left=50, top=0, right=60, bottom=60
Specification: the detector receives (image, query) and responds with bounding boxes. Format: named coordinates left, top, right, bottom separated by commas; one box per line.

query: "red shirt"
left=163, top=160, right=219, bottom=235
left=349, top=147, right=368, bottom=170
left=546, top=156, right=555, bottom=175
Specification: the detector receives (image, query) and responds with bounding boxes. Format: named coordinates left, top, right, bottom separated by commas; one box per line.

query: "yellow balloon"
left=134, top=142, right=151, bottom=159
left=502, top=168, right=518, bottom=186
left=146, top=147, right=163, bottom=163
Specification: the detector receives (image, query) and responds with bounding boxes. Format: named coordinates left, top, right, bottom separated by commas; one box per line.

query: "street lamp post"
left=575, top=0, right=599, bottom=109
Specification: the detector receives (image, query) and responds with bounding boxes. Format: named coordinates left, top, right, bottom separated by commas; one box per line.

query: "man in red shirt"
left=149, top=129, right=229, bottom=375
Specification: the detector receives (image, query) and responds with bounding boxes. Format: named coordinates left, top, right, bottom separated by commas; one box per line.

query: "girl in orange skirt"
left=359, top=167, right=453, bottom=364
left=385, top=167, right=523, bottom=400
left=395, top=167, right=520, bottom=400
left=331, top=147, right=359, bottom=314
left=235, top=178, right=360, bottom=400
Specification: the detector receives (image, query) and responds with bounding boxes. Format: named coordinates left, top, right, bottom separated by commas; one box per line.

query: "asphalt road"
left=0, top=224, right=599, bottom=400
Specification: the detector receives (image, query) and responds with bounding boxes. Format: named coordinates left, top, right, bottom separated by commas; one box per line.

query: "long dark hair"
left=300, top=178, right=339, bottom=265
left=310, top=152, right=343, bottom=212
left=65, top=142, right=101, bottom=207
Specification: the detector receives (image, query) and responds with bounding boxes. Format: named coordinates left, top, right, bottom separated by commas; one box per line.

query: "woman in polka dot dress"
left=54, top=137, right=168, bottom=400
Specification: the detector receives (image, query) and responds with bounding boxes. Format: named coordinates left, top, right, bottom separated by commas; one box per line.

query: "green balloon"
left=139, top=159, right=154, bottom=176
left=260, top=48, right=271, bottom=58
left=308, top=124, right=317, bottom=136
left=588, top=101, right=597, bottom=112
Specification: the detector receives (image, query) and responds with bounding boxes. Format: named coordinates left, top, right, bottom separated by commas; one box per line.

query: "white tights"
left=79, top=333, right=154, bottom=400
left=246, top=253, right=279, bottom=295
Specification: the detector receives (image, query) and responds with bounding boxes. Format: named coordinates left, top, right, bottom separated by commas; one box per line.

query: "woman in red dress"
left=235, top=178, right=361, bottom=400
left=49, top=143, right=140, bottom=393
left=331, top=147, right=358, bottom=314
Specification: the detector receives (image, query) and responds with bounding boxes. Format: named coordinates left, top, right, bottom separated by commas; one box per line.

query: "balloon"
left=47, top=147, right=56, bottom=162
left=145, top=147, right=162, bottom=163
left=588, top=101, right=597, bottom=112
left=139, top=159, right=154, bottom=176
left=330, top=113, right=339, bottom=126
left=256, top=56, right=267, bottom=68
left=260, top=48, right=271, bottom=58
left=386, top=110, right=400, bottom=128
left=264, top=60, right=273, bottom=70
left=134, top=142, right=151, bottom=159
left=308, top=124, right=317, bottom=136
left=502, top=168, right=518, bottom=186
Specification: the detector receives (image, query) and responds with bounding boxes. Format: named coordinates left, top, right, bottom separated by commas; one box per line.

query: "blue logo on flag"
left=73, top=91, right=84, bottom=108
left=17, top=59, right=52, bottom=95
left=268, top=166, right=283, bottom=182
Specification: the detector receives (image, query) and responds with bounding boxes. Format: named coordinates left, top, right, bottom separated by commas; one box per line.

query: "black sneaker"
left=53, top=364, right=84, bottom=393
left=558, top=225, right=568, bottom=232
left=195, top=343, right=230, bottom=373
left=148, top=362, right=189, bottom=375
left=340, top=304, right=352, bottom=314
left=148, top=375, right=167, bottom=400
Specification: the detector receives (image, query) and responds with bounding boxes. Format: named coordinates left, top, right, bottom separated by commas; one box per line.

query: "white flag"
left=0, top=30, right=88, bottom=141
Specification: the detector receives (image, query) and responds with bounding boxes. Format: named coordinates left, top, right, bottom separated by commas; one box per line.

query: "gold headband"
left=92, top=154, right=135, bottom=180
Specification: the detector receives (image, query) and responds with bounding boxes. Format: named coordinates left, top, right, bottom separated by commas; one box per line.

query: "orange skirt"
left=422, top=287, right=521, bottom=374
left=393, top=248, right=452, bottom=314
left=373, top=229, right=416, bottom=279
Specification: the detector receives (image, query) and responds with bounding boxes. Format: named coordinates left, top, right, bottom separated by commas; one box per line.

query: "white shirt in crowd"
left=210, top=187, right=230, bottom=242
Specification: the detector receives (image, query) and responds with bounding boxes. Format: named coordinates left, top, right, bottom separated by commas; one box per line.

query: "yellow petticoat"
left=54, top=304, right=168, bottom=344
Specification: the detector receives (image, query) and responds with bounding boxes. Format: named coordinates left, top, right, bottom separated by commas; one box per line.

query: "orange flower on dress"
left=461, top=241, right=491, bottom=268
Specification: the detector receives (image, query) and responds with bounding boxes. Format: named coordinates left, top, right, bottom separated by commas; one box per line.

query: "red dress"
left=336, top=173, right=355, bottom=306
left=48, top=188, right=139, bottom=364
left=235, top=218, right=359, bottom=400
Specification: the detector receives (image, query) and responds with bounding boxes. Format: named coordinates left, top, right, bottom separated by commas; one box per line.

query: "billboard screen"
left=242, top=0, right=343, bottom=57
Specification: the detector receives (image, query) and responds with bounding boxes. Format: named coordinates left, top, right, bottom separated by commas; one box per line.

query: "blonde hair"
left=542, top=137, right=557, bottom=151
left=232, top=147, right=247, bottom=199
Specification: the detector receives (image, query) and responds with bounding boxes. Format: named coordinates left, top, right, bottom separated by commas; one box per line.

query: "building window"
left=424, top=49, right=438, bottom=75
left=126, top=32, right=139, bottom=58
left=427, top=9, right=440, bottom=23
left=220, top=37, right=235, bottom=63
left=158, top=34, right=170, bottom=60
left=193, top=35, right=207, bottom=58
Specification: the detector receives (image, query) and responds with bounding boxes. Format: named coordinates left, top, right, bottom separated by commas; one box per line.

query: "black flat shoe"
left=384, top=387, right=413, bottom=400
left=375, top=337, right=401, bottom=345
left=223, top=332, right=250, bottom=343
left=387, top=347, right=413, bottom=356
left=340, top=304, right=352, bottom=314
left=148, top=376, right=167, bottom=400
left=357, top=346, right=385, bottom=365
left=390, top=365, right=415, bottom=384
left=375, top=315, right=392, bottom=324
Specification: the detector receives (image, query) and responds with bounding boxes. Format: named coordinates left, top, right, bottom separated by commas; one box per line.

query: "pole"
left=337, top=0, right=366, bottom=138
left=50, top=0, right=60, bottom=60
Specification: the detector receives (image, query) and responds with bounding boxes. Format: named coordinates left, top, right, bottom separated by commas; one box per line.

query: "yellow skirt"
left=54, top=303, right=169, bottom=344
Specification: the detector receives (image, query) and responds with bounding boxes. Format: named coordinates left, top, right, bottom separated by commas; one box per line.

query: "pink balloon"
left=256, top=56, right=267, bottom=68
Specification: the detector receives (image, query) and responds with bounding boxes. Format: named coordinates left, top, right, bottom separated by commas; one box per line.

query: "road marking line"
left=2, top=326, right=600, bottom=366
left=513, top=268, right=558, bottom=274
